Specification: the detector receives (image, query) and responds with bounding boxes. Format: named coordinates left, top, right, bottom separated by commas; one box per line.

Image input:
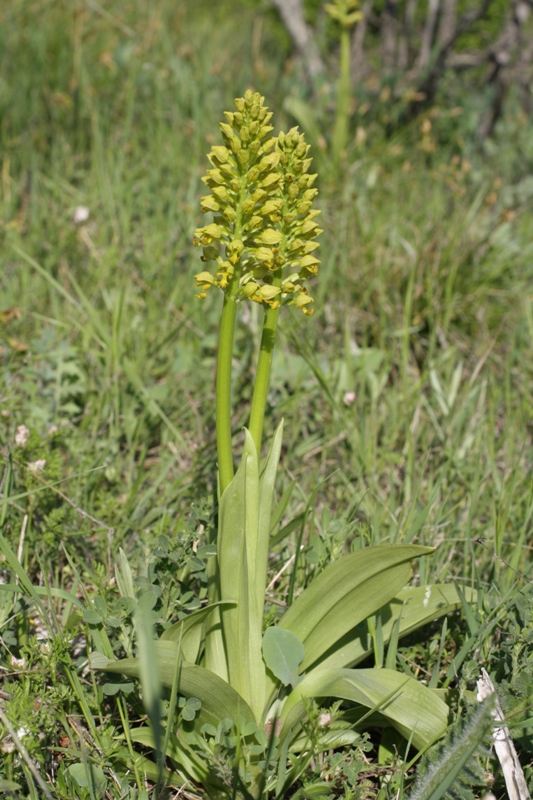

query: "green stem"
left=249, top=303, right=281, bottom=458
left=216, top=294, right=238, bottom=494
left=332, top=24, right=351, bottom=171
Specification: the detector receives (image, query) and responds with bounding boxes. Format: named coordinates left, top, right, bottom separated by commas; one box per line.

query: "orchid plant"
left=91, top=92, right=467, bottom=798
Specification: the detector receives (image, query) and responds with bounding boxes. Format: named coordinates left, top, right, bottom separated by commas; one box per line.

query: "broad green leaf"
left=134, top=602, right=163, bottom=771
left=269, top=478, right=296, bottom=536
left=317, top=584, right=474, bottom=670
left=217, top=431, right=266, bottom=721
left=262, top=627, right=304, bottom=688
left=203, top=570, right=228, bottom=682
left=90, top=640, right=255, bottom=728
left=161, top=601, right=236, bottom=664
left=280, top=545, right=433, bottom=671
left=256, top=421, right=284, bottom=620
left=280, top=667, right=449, bottom=751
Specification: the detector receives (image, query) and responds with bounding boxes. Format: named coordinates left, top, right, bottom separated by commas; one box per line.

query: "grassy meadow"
left=1, top=1, right=533, bottom=797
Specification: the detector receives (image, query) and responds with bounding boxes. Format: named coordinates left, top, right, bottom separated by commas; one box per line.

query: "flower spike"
left=194, top=94, right=321, bottom=313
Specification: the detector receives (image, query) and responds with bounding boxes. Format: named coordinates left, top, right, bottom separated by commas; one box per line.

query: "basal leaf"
left=280, top=545, right=433, bottom=671
left=280, top=667, right=449, bottom=751
left=216, top=431, right=266, bottom=721
left=161, top=601, right=236, bottom=664
left=90, top=640, right=255, bottom=728
left=262, top=626, right=304, bottom=688
left=316, top=584, right=475, bottom=670
left=256, top=420, right=284, bottom=617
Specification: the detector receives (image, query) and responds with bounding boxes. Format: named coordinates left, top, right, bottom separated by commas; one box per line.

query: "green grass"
left=1, top=1, right=533, bottom=797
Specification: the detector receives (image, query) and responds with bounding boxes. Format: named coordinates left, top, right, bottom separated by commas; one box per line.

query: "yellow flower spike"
left=194, top=95, right=320, bottom=312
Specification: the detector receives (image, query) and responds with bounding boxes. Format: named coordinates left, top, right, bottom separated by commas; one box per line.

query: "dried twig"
left=477, top=668, right=530, bottom=800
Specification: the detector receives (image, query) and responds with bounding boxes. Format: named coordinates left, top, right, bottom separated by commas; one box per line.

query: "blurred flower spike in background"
left=193, top=90, right=321, bottom=315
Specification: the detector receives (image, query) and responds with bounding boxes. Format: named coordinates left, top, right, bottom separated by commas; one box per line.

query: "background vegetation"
left=1, top=0, right=532, bottom=797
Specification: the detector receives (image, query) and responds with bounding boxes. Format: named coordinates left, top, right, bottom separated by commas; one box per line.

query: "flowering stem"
left=216, top=294, right=238, bottom=493
left=249, top=303, right=281, bottom=458
left=332, top=24, right=351, bottom=171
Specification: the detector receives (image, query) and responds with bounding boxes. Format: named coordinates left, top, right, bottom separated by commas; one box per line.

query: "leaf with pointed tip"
left=279, top=545, right=433, bottom=672
left=280, top=667, right=449, bottom=751
left=256, top=421, right=284, bottom=604
left=316, top=584, right=475, bottom=670
left=161, top=601, right=236, bottom=664
left=90, top=641, right=255, bottom=728
left=217, top=430, right=265, bottom=721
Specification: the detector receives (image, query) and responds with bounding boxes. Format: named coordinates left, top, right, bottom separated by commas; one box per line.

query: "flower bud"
left=255, top=247, right=275, bottom=265
left=205, top=168, right=225, bottom=185
left=219, top=122, right=233, bottom=140
left=257, top=285, right=281, bottom=301
left=261, top=173, right=280, bottom=190
left=248, top=215, right=263, bottom=229
left=251, top=188, right=267, bottom=203
left=260, top=199, right=284, bottom=216
left=259, top=228, right=283, bottom=245
left=212, top=186, right=231, bottom=203
left=200, top=195, right=220, bottom=213
left=221, top=206, right=236, bottom=223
